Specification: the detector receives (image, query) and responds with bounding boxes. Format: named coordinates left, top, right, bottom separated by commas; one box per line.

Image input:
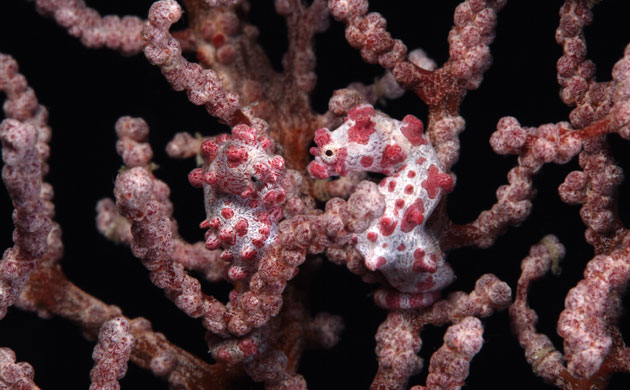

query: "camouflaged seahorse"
left=189, top=124, right=286, bottom=283
left=308, top=104, right=455, bottom=309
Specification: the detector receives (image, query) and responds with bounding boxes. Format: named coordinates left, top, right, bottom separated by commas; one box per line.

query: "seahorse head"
left=198, top=124, right=286, bottom=205
left=308, top=104, right=426, bottom=179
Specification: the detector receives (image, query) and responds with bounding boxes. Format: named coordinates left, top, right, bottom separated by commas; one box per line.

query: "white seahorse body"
left=188, top=124, right=287, bottom=284
left=308, top=104, right=455, bottom=309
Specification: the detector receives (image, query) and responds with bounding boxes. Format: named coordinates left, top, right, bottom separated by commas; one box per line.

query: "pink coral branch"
left=96, top=197, right=228, bottom=282
left=17, top=254, right=245, bottom=390
left=509, top=235, right=567, bottom=387
left=89, top=317, right=134, bottom=390
left=511, top=233, right=630, bottom=388
left=31, top=0, right=145, bottom=55
left=275, top=0, right=329, bottom=93
left=166, top=132, right=203, bottom=160
left=2, top=1, right=630, bottom=389
left=0, top=347, right=39, bottom=390
left=412, top=317, right=484, bottom=390
left=556, top=0, right=596, bottom=109
left=372, top=274, right=511, bottom=390
left=557, top=244, right=630, bottom=379
left=448, top=44, right=630, bottom=249
left=114, top=166, right=230, bottom=335
left=558, top=43, right=630, bottom=251
left=0, top=54, right=52, bottom=319
left=445, top=117, right=582, bottom=249
left=143, top=0, right=244, bottom=125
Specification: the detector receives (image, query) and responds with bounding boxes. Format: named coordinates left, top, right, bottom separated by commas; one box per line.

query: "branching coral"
left=0, top=0, right=630, bottom=389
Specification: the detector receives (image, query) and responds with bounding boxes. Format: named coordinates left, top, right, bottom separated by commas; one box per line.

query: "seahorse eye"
left=250, top=173, right=265, bottom=188
left=325, top=149, right=333, bottom=157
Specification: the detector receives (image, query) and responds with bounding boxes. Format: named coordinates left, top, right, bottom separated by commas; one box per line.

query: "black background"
left=1, top=0, right=629, bottom=389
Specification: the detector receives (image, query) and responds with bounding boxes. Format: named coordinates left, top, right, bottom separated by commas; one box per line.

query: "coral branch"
left=372, top=274, right=511, bottom=390
left=556, top=0, right=598, bottom=116
left=276, top=0, right=329, bottom=93
left=31, top=0, right=145, bottom=55
left=143, top=0, right=243, bottom=125
left=509, top=235, right=567, bottom=386
left=557, top=246, right=630, bottom=379
left=96, top=197, right=228, bottom=282
left=17, top=258, right=246, bottom=390
left=115, top=165, right=229, bottom=335
left=2, top=1, right=630, bottom=389
left=166, top=132, right=203, bottom=160
left=446, top=117, right=582, bottom=249
left=413, top=317, right=484, bottom=390
left=0, top=347, right=39, bottom=390
left=0, top=54, right=52, bottom=319
left=89, top=317, right=134, bottom=390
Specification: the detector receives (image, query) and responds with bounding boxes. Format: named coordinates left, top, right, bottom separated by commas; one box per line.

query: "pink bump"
left=238, top=339, right=258, bottom=357
left=231, top=124, right=256, bottom=144
left=234, top=218, right=248, bottom=236
left=347, top=105, right=375, bottom=121
left=367, top=232, right=378, bottom=242
left=422, top=165, right=454, bottom=199
left=254, top=210, right=270, bottom=223
left=228, top=265, right=247, bottom=281
left=221, top=207, right=234, bottom=219
left=259, top=136, right=273, bottom=151
left=308, top=162, right=330, bottom=179
left=382, top=144, right=406, bottom=167
left=258, top=226, right=271, bottom=239
left=209, top=218, right=221, bottom=229
left=201, top=140, right=218, bottom=162
left=212, top=32, right=226, bottom=47
left=360, top=156, right=374, bottom=168
left=379, top=217, right=397, bottom=236
left=400, top=115, right=426, bottom=146
left=416, top=275, right=436, bottom=292
left=205, top=234, right=221, bottom=250
left=216, top=134, right=230, bottom=144
left=372, top=256, right=386, bottom=270
left=412, top=249, right=436, bottom=272
left=225, top=145, right=248, bottom=167
left=240, top=246, right=257, bottom=260
left=220, top=251, right=234, bottom=261
left=314, top=128, right=332, bottom=146
left=271, top=155, right=285, bottom=171
left=219, top=228, right=236, bottom=246
left=348, top=113, right=375, bottom=144
left=401, top=199, right=425, bottom=232
left=252, top=236, right=266, bottom=248
left=188, top=168, right=204, bottom=188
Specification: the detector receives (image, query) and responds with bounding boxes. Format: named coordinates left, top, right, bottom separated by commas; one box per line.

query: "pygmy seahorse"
left=308, top=104, right=454, bottom=309
left=189, top=123, right=287, bottom=283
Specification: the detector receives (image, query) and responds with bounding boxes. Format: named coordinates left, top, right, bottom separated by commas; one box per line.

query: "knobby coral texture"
left=0, top=0, right=629, bottom=389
